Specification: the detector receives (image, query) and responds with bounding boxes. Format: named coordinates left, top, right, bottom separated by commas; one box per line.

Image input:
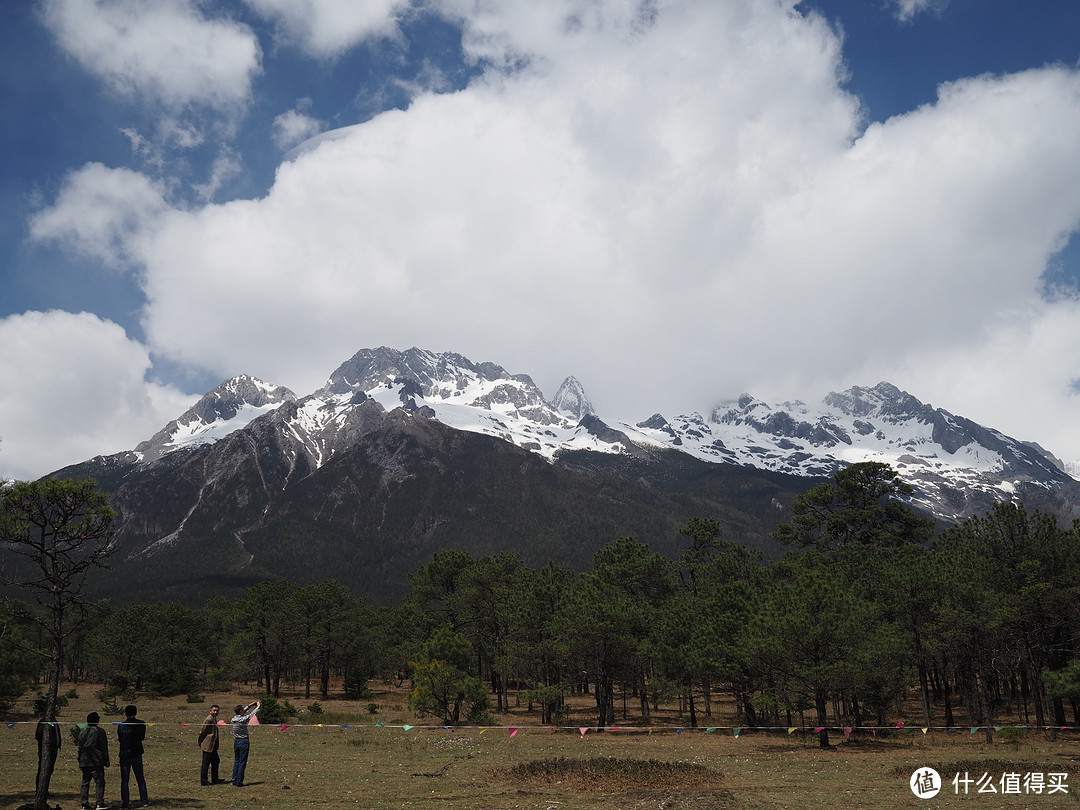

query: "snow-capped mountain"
left=51, top=346, right=1080, bottom=605
left=64, top=347, right=1079, bottom=525
left=135, top=374, right=296, bottom=463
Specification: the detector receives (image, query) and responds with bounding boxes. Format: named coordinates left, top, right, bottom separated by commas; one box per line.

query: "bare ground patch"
left=501, top=755, right=724, bottom=791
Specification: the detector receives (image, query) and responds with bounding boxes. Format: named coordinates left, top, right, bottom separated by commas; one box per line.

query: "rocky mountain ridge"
left=78, top=347, right=1077, bottom=526
left=49, top=346, right=1080, bottom=604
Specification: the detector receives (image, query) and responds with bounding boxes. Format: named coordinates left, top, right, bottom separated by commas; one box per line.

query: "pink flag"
left=508, top=728, right=518, bottom=738
left=249, top=715, right=260, bottom=725
left=579, top=727, right=589, bottom=738
left=843, top=727, right=852, bottom=739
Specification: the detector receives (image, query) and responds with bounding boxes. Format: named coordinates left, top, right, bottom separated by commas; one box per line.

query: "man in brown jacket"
left=197, top=705, right=222, bottom=786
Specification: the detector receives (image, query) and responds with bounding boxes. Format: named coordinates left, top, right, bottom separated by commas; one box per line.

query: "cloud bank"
left=7, top=0, right=1080, bottom=481
left=0, top=311, right=193, bottom=478
left=40, top=0, right=262, bottom=110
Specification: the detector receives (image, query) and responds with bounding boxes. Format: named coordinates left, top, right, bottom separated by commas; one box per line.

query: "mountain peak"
left=550, top=376, right=595, bottom=421
left=134, top=374, right=295, bottom=463
left=69, top=351, right=1080, bottom=529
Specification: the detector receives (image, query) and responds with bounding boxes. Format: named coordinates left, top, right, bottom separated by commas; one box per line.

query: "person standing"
left=77, top=711, right=110, bottom=810
left=116, top=704, right=149, bottom=808
left=197, top=704, right=222, bottom=785
left=229, top=700, right=260, bottom=787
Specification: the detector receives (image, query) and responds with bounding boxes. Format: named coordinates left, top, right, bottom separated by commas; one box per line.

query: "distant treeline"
left=3, top=462, right=1079, bottom=748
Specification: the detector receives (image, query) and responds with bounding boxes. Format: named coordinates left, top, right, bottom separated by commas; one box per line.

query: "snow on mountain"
left=109, top=348, right=1076, bottom=524
left=551, top=376, right=595, bottom=420
left=134, top=374, right=296, bottom=463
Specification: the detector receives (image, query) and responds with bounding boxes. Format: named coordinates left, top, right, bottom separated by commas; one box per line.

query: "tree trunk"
left=685, top=676, right=697, bottom=729
left=816, top=689, right=830, bottom=749
left=35, top=595, right=65, bottom=810
left=638, top=670, right=650, bottom=723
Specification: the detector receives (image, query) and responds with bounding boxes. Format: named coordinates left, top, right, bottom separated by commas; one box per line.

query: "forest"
left=3, top=461, right=1080, bottom=751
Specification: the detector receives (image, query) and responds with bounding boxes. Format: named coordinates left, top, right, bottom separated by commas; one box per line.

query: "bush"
left=344, top=677, right=374, bottom=700
left=33, top=692, right=69, bottom=716
left=307, top=701, right=324, bottom=716
left=256, top=695, right=297, bottom=725
left=95, top=686, right=122, bottom=716
left=186, top=693, right=205, bottom=703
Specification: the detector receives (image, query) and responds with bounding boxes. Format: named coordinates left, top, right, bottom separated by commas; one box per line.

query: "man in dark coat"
left=116, top=704, right=149, bottom=808
left=197, top=704, right=222, bottom=785
left=77, top=711, right=110, bottom=810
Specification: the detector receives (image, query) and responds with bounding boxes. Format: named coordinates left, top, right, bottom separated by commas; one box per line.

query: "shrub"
left=344, top=677, right=374, bottom=700
left=257, top=695, right=297, bottom=725
left=33, top=692, right=69, bottom=716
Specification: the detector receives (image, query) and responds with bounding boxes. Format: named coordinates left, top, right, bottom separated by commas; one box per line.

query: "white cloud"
left=29, top=163, right=169, bottom=269
left=892, top=0, right=946, bottom=23
left=271, top=102, right=324, bottom=151
left=0, top=311, right=194, bottom=481
left=27, top=0, right=1080, bottom=468
left=192, top=149, right=244, bottom=201
left=243, top=0, right=405, bottom=58
left=40, top=0, right=261, bottom=109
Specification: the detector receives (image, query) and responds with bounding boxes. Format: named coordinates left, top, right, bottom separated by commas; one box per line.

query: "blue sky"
left=2, top=0, right=1080, bottom=480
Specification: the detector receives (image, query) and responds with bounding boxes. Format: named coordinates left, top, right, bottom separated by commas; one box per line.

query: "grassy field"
left=3, top=683, right=1079, bottom=809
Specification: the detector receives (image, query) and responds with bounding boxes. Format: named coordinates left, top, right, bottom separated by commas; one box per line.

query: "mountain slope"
left=51, top=346, right=1080, bottom=604
left=79, top=403, right=808, bottom=605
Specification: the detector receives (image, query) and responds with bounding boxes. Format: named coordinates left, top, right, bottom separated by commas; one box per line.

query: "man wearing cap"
left=77, top=711, right=110, bottom=810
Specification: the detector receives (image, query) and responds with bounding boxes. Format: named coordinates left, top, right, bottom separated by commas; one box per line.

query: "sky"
left=2, top=0, right=1080, bottom=481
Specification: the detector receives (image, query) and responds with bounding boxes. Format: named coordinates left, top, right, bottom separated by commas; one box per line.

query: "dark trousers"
left=80, top=765, right=105, bottom=808
left=231, top=738, right=250, bottom=785
left=120, top=754, right=148, bottom=806
left=200, top=749, right=220, bottom=784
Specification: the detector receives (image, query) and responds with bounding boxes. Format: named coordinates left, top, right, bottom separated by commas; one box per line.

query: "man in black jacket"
left=117, top=704, right=149, bottom=808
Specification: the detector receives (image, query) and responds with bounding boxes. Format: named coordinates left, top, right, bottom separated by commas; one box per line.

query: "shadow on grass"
left=9, top=791, right=211, bottom=809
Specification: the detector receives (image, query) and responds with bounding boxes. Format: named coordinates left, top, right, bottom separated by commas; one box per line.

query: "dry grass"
left=3, top=683, right=1079, bottom=809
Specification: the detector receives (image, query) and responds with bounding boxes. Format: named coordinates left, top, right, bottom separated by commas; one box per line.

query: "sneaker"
left=96, top=805, right=111, bottom=810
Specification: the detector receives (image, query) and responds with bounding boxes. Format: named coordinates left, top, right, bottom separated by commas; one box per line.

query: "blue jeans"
left=231, top=738, right=250, bottom=785
left=120, top=754, right=149, bottom=806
